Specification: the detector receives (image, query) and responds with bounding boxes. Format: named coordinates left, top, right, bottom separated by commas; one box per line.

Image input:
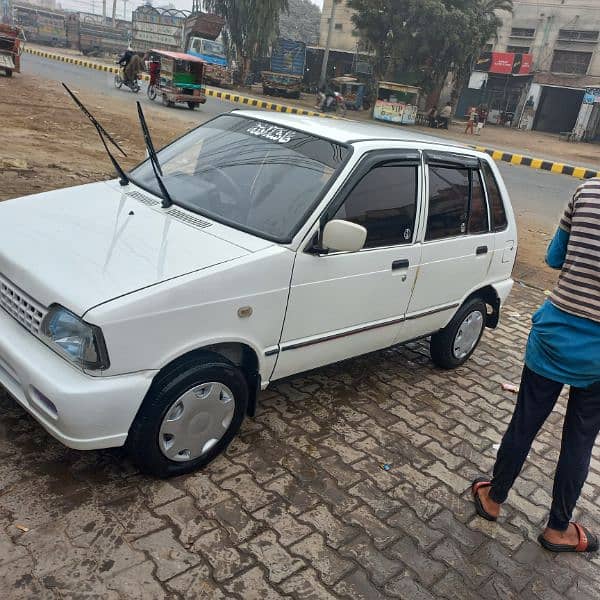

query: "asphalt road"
left=24, top=52, right=577, bottom=230
left=23, top=52, right=238, bottom=123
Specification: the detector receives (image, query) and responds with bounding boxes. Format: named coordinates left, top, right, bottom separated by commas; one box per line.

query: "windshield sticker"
left=246, top=123, right=295, bottom=144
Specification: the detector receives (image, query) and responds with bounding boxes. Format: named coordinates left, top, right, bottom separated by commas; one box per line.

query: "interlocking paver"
left=192, top=528, right=253, bottom=582
left=343, top=506, right=399, bottom=550
left=132, top=528, right=201, bottom=581
left=1, top=284, right=599, bottom=599
left=340, top=534, right=403, bottom=585
left=388, top=536, right=445, bottom=587
left=243, top=530, right=305, bottom=584
left=298, top=504, right=358, bottom=549
left=291, top=533, right=353, bottom=586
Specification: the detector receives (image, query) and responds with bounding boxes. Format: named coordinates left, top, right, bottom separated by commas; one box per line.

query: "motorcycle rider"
left=117, top=46, right=142, bottom=88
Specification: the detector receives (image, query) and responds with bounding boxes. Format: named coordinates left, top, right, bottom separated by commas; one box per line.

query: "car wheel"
left=127, top=352, right=248, bottom=477
left=430, top=297, right=487, bottom=369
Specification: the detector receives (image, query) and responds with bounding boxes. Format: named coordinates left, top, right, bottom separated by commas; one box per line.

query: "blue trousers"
left=490, top=366, right=600, bottom=531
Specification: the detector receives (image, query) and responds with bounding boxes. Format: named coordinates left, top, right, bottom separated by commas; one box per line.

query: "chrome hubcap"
left=158, top=382, right=235, bottom=462
left=453, top=310, right=484, bottom=359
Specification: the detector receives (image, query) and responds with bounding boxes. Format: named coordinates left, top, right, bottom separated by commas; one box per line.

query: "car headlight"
left=40, top=305, right=109, bottom=371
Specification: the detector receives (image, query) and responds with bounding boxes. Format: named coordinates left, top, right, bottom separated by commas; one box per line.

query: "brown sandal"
left=471, top=477, right=497, bottom=522
left=538, top=522, right=599, bottom=553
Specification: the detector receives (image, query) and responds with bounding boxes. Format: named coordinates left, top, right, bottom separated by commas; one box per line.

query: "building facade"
left=318, top=0, right=359, bottom=52
left=460, top=0, right=600, bottom=141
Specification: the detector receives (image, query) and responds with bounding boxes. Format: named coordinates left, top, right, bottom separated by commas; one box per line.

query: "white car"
left=0, top=111, right=517, bottom=477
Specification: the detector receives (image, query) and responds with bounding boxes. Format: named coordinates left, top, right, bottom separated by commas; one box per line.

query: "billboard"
left=475, top=51, right=533, bottom=75
left=131, top=6, right=189, bottom=52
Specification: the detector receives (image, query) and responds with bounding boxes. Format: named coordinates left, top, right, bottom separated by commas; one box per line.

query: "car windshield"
left=202, top=40, right=225, bottom=59
left=130, top=114, right=349, bottom=242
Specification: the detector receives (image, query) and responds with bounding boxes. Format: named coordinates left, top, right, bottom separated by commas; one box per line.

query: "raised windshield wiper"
left=62, top=83, right=129, bottom=187
left=135, top=101, right=173, bottom=209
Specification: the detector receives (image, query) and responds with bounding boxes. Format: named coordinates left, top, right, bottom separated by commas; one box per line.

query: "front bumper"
left=0, top=308, right=156, bottom=450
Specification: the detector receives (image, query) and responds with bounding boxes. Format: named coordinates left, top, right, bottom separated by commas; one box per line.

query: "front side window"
left=130, top=115, right=349, bottom=242
left=426, top=166, right=490, bottom=240
left=333, top=163, right=418, bottom=248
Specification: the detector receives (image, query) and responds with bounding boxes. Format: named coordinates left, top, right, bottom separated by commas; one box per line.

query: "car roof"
left=232, top=109, right=467, bottom=149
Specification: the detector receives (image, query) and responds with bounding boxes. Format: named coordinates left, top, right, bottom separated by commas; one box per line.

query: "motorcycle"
left=114, top=67, right=141, bottom=94
left=316, top=90, right=347, bottom=117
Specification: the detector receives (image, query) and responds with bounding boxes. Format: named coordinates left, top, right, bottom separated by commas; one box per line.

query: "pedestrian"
left=472, top=177, right=600, bottom=554
left=427, top=106, right=438, bottom=128
left=438, top=102, right=452, bottom=129
left=476, top=105, right=487, bottom=135
left=464, top=105, right=477, bottom=134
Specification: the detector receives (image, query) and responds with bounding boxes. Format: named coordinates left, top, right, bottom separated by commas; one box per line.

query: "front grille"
left=0, top=273, right=47, bottom=334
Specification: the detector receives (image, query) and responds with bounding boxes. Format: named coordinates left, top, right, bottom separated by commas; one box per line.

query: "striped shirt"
left=551, top=177, right=600, bottom=323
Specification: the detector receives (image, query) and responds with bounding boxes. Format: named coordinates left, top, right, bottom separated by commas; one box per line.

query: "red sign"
left=519, top=53, right=533, bottom=75
left=490, top=52, right=514, bottom=74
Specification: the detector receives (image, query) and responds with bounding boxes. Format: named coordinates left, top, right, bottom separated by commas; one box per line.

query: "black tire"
left=430, top=297, right=487, bottom=370
left=187, top=102, right=196, bottom=110
left=5, top=69, right=13, bottom=78
left=147, top=84, right=157, bottom=101
left=127, top=352, right=248, bottom=478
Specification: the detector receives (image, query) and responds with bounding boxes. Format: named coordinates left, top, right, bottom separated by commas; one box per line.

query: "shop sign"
left=584, top=88, right=600, bottom=104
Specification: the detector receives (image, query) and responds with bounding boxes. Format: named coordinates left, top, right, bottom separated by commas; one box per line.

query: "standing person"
left=476, top=105, right=487, bottom=135
left=427, top=106, right=438, bottom=128
left=472, top=177, right=600, bottom=554
left=465, top=105, right=477, bottom=134
left=438, top=102, right=452, bottom=129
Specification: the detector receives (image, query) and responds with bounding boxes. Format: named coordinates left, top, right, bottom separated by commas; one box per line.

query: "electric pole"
left=123, top=0, right=127, bottom=20
left=102, top=0, right=106, bottom=19
left=319, top=0, right=337, bottom=88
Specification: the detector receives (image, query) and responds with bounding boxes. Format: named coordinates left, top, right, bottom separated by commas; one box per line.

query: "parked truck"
left=261, top=38, right=306, bottom=99
left=184, top=12, right=231, bottom=88
left=66, top=12, right=129, bottom=56
left=132, top=6, right=232, bottom=88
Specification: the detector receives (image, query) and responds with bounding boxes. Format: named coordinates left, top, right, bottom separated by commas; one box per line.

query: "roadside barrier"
left=24, top=47, right=600, bottom=179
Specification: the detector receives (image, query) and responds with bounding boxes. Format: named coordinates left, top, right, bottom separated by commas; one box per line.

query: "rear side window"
left=334, top=163, right=418, bottom=248
left=426, top=167, right=469, bottom=240
left=469, top=171, right=489, bottom=234
left=482, top=162, right=508, bottom=231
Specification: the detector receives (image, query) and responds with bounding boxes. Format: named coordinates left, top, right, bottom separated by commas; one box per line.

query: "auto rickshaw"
left=331, top=76, right=367, bottom=111
left=147, top=49, right=207, bottom=110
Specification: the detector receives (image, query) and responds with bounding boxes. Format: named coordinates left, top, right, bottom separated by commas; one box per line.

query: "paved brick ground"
left=1, top=284, right=600, bottom=599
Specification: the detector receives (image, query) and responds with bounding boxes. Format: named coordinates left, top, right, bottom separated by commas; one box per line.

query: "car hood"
left=0, top=181, right=267, bottom=316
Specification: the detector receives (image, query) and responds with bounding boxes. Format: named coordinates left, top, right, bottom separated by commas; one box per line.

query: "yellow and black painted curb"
left=23, top=47, right=600, bottom=179
left=474, top=145, right=600, bottom=180
left=24, top=46, right=325, bottom=117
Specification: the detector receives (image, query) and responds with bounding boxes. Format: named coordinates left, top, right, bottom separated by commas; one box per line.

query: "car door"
left=400, top=151, right=494, bottom=341
left=272, top=151, right=423, bottom=380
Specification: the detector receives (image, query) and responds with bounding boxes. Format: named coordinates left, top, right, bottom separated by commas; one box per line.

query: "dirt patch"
left=0, top=73, right=194, bottom=201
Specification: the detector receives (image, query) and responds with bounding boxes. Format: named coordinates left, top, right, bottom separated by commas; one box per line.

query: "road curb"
left=23, top=47, right=600, bottom=179
left=24, top=46, right=325, bottom=118
left=474, top=145, right=599, bottom=180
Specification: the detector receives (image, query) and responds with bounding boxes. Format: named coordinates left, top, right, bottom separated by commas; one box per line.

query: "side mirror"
left=321, top=219, right=367, bottom=253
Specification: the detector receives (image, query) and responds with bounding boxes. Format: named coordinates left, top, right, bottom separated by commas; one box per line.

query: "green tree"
left=204, top=0, right=289, bottom=79
left=348, top=0, right=512, bottom=91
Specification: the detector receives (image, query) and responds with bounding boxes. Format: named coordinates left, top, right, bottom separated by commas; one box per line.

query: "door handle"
left=476, top=246, right=488, bottom=256
left=392, top=259, right=410, bottom=270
